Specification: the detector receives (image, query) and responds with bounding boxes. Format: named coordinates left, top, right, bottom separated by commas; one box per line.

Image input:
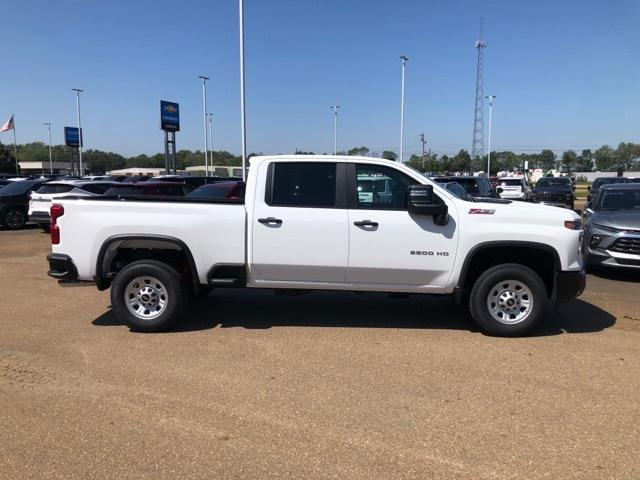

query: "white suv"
left=496, top=177, right=531, bottom=201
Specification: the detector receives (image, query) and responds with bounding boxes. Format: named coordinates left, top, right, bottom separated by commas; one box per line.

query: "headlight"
left=564, top=220, right=582, bottom=230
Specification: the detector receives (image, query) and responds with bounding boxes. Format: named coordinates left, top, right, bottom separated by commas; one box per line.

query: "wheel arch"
left=455, top=241, right=561, bottom=302
left=95, top=234, right=200, bottom=292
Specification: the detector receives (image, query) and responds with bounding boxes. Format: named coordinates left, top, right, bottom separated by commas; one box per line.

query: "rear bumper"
left=554, top=269, right=586, bottom=304
left=47, top=253, right=78, bottom=281
left=30, top=211, right=51, bottom=224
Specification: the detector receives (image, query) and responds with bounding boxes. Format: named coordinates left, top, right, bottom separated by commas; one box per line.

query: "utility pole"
left=72, top=88, right=84, bottom=175
left=207, top=113, right=214, bottom=171
left=44, top=122, right=53, bottom=174
left=485, top=95, right=496, bottom=176
left=399, top=55, right=408, bottom=162
left=330, top=105, right=340, bottom=155
left=198, top=75, right=210, bottom=176
left=420, top=132, right=426, bottom=170
left=239, top=0, right=247, bottom=181
left=471, top=18, right=487, bottom=168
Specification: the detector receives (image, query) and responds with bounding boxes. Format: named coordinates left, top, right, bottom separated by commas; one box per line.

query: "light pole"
left=72, top=88, right=84, bottom=175
left=207, top=113, right=214, bottom=170
left=44, top=122, right=53, bottom=174
left=330, top=105, right=340, bottom=155
left=239, top=0, right=247, bottom=181
left=485, top=95, right=496, bottom=176
left=399, top=55, right=408, bottom=162
left=420, top=132, right=426, bottom=170
left=198, top=75, right=210, bottom=176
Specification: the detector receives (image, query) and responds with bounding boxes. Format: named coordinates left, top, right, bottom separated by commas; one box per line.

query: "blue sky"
left=1, top=0, right=638, bottom=158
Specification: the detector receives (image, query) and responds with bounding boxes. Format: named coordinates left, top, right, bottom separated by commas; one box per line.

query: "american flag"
left=0, top=115, right=14, bottom=132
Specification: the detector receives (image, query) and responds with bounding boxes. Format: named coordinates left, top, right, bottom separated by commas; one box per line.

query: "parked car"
left=82, top=175, right=117, bottom=182
left=29, top=181, right=115, bottom=230
left=187, top=181, right=246, bottom=200
left=431, top=176, right=499, bottom=199
left=531, top=177, right=574, bottom=209
left=121, top=175, right=153, bottom=183
left=582, top=183, right=640, bottom=270
left=47, top=155, right=585, bottom=337
left=495, top=177, right=532, bottom=201
left=0, top=179, right=49, bottom=229
left=103, top=182, right=193, bottom=197
left=586, top=177, right=638, bottom=209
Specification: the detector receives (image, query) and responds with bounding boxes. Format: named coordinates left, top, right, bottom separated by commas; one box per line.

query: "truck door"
left=346, top=163, right=458, bottom=288
left=251, top=161, right=349, bottom=284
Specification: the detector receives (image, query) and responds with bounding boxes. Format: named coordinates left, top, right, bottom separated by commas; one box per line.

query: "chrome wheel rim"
left=124, top=276, right=168, bottom=320
left=486, top=279, right=533, bottom=325
left=6, top=210, right=24, bottom=229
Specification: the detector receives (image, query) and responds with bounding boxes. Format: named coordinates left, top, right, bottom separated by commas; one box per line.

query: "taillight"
left=50, top=204, right=64, bottom=245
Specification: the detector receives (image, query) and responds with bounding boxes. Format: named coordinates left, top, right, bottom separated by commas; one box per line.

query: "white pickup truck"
left=47, top=156, right=585, bottom=336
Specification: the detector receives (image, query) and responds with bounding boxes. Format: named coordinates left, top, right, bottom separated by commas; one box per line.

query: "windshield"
left=536, top=177, right=571, bottom=188
left=592, top=177, right=630, bottom=189
left=0, top=180, right=41, bottom=196
left=104, top=185, right=143, bottom=195
left=498, top=179, right=523, bottom=187
left=596, top=188, right=640, bottom=211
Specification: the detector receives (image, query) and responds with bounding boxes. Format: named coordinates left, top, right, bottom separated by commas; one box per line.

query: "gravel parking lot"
left=1, top=226, right=639, bottom=479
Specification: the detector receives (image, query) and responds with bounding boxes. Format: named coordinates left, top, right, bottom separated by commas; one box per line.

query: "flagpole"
left=12, top=116, right=18, bottom=174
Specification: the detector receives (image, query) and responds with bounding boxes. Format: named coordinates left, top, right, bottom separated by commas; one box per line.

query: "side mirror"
left=587, top=185, right=591, bottom=192
left=496, top=187, right=504, bottom=194
left=407, top=185, right=448, bottom=225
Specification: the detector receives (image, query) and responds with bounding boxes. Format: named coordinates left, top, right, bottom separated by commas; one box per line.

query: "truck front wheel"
left=110, top=260, right=186, bottom=332
left=469, top=263, right=548, bottom=337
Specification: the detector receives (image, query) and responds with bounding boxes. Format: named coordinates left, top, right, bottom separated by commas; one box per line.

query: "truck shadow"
left=93, top=289, right=615, bottom=337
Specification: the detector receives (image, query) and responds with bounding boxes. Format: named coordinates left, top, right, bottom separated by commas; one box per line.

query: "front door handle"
left=353, top=220, right=378, bottom=228
left=258, top=217, right=283, bottom=225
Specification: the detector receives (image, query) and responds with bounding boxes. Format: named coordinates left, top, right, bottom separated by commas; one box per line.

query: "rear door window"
left=36, top=184, right=74, bottom=194
left=269, top=162, right=337, bottom=207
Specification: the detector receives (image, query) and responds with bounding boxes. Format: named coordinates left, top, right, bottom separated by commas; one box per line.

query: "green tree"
left=595, top=145, right=616, bottom=171
left=450, top=149, right=471, bottom=172
left=538, top=149, right=557, bottom=170
left=0, top=141, right=17, bottom=173
left=346, top=146, right=370, bottom=157
left=576, top=149, right=593, bottom=171
left=561, top=150, right=577, bottom=171
left=381, top=150, right=397, bottom=161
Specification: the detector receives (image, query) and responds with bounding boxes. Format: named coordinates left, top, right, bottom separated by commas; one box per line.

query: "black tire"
left=110, top=260, right=187, bottom=332
left=1, top=207, right=26, bottom=230
left=469, top=263, right=549, bottom=337
left=40, top=224, right=51, bottom=233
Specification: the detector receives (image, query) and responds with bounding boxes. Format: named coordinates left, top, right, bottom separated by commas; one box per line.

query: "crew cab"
left=46, top=156, right=585, bottom=336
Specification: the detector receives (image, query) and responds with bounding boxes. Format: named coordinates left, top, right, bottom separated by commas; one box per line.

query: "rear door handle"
left=353, top=220, right=378, bottom=228
left=258, top=217, right=283, bottom=225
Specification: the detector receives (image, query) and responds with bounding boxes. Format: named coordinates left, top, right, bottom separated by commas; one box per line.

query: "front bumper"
left=584, top=227, right=640, bottom=269
left=47, top=253, right=79, bottom=281
left=555, top=270, right=586, bottom=304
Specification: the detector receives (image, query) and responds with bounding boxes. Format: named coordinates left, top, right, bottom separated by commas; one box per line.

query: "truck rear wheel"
left=469, top=263, right=548, bottom=337
left=110, top=260, right=186, bottom=332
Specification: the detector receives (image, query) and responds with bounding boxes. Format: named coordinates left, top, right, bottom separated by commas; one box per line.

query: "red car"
left=187, top=181, right=245, bottom=200
left=104, top=182, right=193, bottom=197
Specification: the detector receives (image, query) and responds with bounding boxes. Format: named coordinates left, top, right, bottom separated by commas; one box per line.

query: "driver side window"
left=355, top=164, right=418, bottom=210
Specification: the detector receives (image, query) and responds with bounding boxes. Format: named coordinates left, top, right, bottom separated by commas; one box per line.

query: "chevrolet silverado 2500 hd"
left=46, top=156, right=585, bottom=336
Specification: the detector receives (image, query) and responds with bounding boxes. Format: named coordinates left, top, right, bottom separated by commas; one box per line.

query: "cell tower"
left=471, top=18, right=487, bottom=165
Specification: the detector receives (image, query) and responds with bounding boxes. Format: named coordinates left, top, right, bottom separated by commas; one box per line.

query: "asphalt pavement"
left=1, top=227, right=639, bottom=479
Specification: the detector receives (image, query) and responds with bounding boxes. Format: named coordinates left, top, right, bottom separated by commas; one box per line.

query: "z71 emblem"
left=468, top=208, right=495, bottom=215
